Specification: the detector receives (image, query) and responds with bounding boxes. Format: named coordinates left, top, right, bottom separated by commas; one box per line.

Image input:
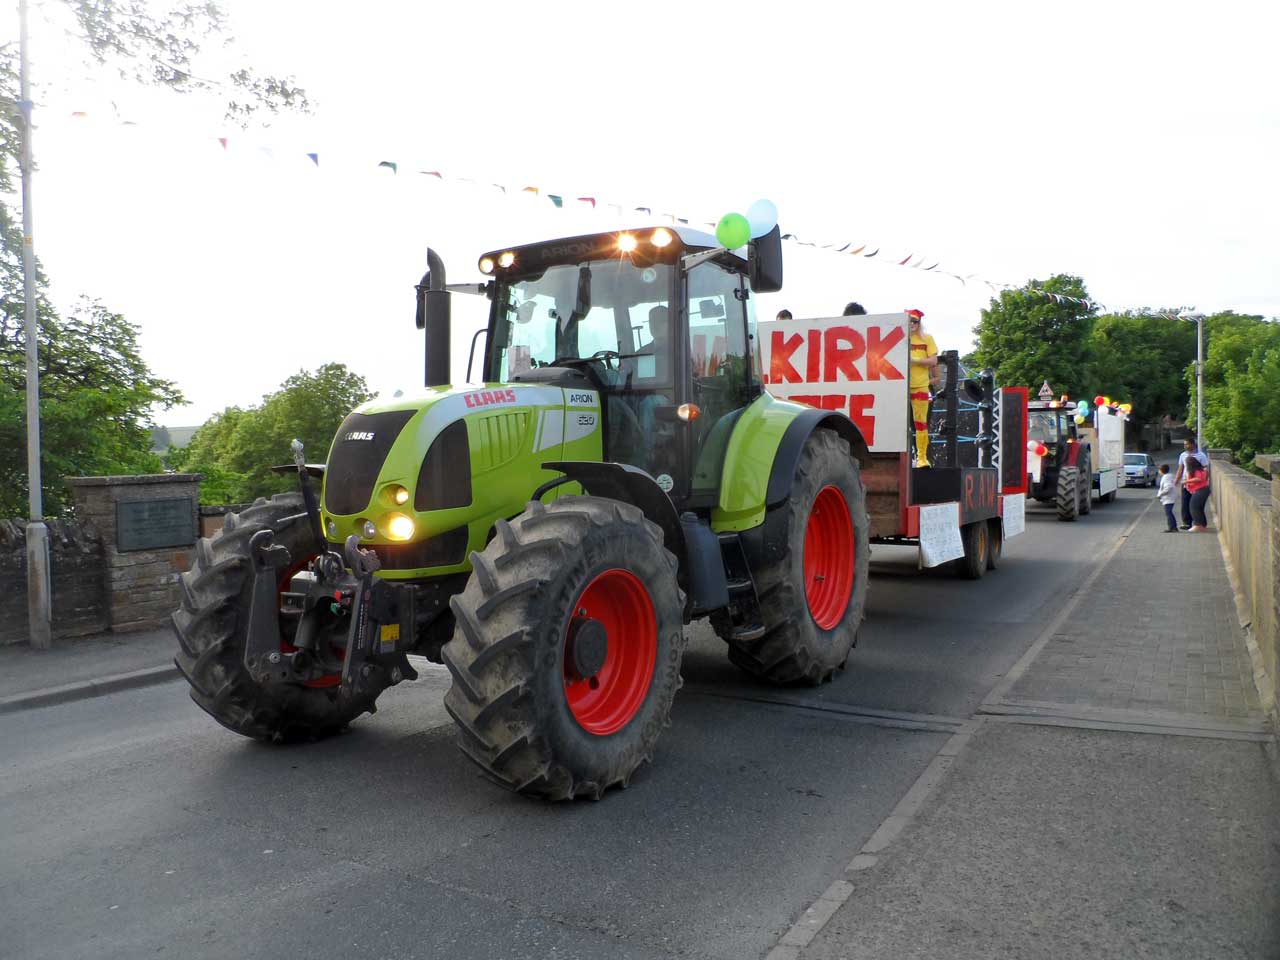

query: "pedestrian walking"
left=1173, top=437, right=1210, bottom=530
left=1185, top=458, right=1211, bottom=531
left=1155, top=464, right=1178, bottom=532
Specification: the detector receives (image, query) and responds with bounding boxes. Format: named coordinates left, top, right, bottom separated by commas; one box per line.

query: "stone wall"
left=66, top=474, right=203, bottom=634
left=0, top=519, right=109, bottom=645
left=1209, top=455, right=1277, bottom=725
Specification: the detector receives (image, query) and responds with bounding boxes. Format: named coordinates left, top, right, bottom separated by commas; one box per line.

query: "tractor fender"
left=765, top=409, right=871, bottom=509
left=540, top=461, right=686, bottom=560
left=1063, top=441, right=1091, bottom=470
left=539, top=461, right=731, bottom=618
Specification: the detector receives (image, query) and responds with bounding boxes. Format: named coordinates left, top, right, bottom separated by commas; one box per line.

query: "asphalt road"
left=0, top=490, right=1151, bottom=960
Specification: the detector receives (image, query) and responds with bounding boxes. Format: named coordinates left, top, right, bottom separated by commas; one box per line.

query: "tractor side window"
left=687, top=262, right=753, bottom=499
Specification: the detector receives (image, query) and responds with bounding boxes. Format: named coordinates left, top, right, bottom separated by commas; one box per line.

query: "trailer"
left=758, top=312, right=1029, bottom=579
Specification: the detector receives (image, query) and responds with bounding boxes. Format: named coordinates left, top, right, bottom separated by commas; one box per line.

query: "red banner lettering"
left=866, top=325, right=906, bottom=381
left=823, top=326, right=865, bottom=382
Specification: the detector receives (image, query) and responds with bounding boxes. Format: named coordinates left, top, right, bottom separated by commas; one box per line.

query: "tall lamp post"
left=1187, top=313, right=1205, bottom=445
left=19, top=0, right=51, bottom=648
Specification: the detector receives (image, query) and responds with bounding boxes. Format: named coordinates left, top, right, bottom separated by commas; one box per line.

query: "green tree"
left=1088, top=311, right=1197, bottom=430
left=0, top=297, right=184, bottom=516
left=1193, top=312, right=1280, bottom=462
left=973, top=275, right=1097, bottom=399
left=182, top=364, right=373, bottom=504
left=0, top=3, right=309, bottom=517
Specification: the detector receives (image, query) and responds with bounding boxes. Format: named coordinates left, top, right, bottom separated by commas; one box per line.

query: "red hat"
left=905, top=308, right=924, bottom=319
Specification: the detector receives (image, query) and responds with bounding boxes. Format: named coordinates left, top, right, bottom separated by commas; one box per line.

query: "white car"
left=1123, top=453, right=1157, bottom=487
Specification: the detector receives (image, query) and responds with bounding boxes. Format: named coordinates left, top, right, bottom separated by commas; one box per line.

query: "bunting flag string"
left=56, top=107, right=1203, bottom=319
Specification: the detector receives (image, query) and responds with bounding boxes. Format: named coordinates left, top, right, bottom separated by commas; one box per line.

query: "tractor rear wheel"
left=172, top=493, right=386, bottom=742
left=722, top=429, right=869, bottom=685
left=1078, top=452, right=1093, bottom=515
left=442, top=496, right=686, bottom=800
left=1056, top=466, right=1080, bottom=521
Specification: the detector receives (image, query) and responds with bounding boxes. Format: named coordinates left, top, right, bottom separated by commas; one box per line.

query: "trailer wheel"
left=442, top=496, right=686, bottom=800
left=957, top=522, right=989, bottom=580
left=722, top=429, right=869, bottom=685
left=985, top=518, right=1003, bottom=571
left=171, top=493, right=385, bottom=742
left=1078, top=451, right=1093, bottom=515
left=1056, top=466, right=1080, bottom=522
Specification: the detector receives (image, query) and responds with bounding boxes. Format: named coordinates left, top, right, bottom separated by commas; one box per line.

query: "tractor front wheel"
left=172, top=493, right=386, bottom=741
left=442, top=496, right=686, bottom=800
left=721, top=429, right=869, bottom=685
left=1056, top=466, right=1080, bottom=522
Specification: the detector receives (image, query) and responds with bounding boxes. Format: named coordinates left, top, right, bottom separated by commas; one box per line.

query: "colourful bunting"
left=377, top=160, right=397, bottom=173
left=548, top=194, right=563, bottom=208
left=306, top=152, right=318, bottom=166
left=577, top=197, right=596, bottom=208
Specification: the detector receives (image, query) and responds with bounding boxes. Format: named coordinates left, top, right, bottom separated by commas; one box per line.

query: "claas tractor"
left=173, top=225, right=872, bottom=799
left=1026, top=398, right=1093, bottom=521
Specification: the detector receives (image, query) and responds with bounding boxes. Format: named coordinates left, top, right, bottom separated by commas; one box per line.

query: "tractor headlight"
left=617, top=233, right=638, bottom=253
left=360, top=519, right=377, bottom=539
left=650, top=228, right=673, bottom=248
left=498, top=251, right=516, bottom=268
left=386, top=483, right=410, bottom=506
left=385, top=513, right=416, bottom=542
left=478, top=256, right=495, bottom=274
left=326, top=519, right=338, bottom=538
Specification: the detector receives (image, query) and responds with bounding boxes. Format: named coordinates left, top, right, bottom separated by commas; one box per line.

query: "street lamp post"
left=1195, top=314, right=1204, bottom=445
left=19, top=0, right=52, bottom=648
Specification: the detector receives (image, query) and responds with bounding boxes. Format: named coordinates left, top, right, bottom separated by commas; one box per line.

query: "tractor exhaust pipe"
left=416, top=248, right=451, bottom=387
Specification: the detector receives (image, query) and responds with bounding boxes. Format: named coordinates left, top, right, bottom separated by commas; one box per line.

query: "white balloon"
left=746, top=198, right=778, bottom=238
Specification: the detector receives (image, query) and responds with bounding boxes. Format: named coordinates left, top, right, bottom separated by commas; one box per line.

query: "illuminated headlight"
left=388, top=484, right=410, bottom=506
left=498, top=251, right=516, bottom=268
left=650, top=228, right=673, bottom=248
left=360, top=519, right=377, bottom=539
left=617, top=233, right=638, bottom=253
left=478, top=256, right=495, bottom=274
left=386, top=513, right=416, bottom=541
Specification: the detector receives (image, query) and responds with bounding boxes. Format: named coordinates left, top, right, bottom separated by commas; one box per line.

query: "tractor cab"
left=472, top=226, right=778, bottom=506
left=1027, top=401, right=1077, bottom=457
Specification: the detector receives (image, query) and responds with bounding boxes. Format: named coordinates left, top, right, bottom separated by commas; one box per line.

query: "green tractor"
left=173, top=224, right=872, bottom=799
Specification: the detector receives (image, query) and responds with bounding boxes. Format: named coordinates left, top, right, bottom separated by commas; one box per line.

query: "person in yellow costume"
left=906, top=309, right=938, bottom=467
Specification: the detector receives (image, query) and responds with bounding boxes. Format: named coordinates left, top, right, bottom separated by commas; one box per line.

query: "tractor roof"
left=479, top=226, right=745, bottom=277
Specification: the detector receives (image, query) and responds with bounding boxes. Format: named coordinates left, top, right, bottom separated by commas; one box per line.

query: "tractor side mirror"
left=748, top=225, right=783, bottom=294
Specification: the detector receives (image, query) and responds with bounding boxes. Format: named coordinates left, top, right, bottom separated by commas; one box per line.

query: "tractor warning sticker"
left=756, top=313, right=910, bottom=452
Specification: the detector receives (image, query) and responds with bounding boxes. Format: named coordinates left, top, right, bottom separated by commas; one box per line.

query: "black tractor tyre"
left=442, top=496, right=686, bottom=801
left=957, top=521, right=989, bottom=580
left=985, top=518, right=1003, bottom=571
left=1078, top=452, right=1093, bottom=515
left=720, top=429, right=869, bottom=685
left=172, top=493, right=386, bottom=742
left=1056, top=466, right=1080, bottom=522
left=1101, top=484, right=1118, bottom=504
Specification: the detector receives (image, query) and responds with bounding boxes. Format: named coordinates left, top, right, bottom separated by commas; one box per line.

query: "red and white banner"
left=758, top=312, right=910, bottom=452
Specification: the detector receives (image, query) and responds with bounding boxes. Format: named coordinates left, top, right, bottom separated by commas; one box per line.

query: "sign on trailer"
left=757, top=312, right=910, bottom=452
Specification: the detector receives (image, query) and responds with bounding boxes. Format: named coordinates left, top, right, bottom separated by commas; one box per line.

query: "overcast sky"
left=14, top=0, right=1278, bottom=427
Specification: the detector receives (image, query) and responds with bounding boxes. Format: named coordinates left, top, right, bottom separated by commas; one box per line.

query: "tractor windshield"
left=1027, top=411, right=1064, bottom=445
left=489, top=260, right=675, bottom=387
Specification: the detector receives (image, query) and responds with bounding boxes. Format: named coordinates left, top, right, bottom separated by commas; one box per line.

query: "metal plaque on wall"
left=116, top=497, right=196, bottom=552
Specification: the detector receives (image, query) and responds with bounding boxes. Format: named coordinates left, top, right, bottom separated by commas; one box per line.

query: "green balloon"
left=715, top=212, right=751, bottom=249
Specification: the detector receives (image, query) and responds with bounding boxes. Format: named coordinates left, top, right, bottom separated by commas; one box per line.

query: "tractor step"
left=729, top=623, right=766, bottom=642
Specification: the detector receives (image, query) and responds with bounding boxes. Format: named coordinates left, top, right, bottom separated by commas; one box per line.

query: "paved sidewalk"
left=996, top=499, right=1266, bottom=728
left=782, top=499, right=1280, bottom=960
left=0, top=626, right=176, bottom=712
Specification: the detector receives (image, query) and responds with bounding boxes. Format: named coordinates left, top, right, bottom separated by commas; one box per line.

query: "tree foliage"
left=0, top=296, right=184, bottom=516
left=177, top=364, right=373, bottom=505
left=1088, top=312, right=1196, bottom=427
left=0, top=3, right=310, bottom=518
left=973, top=275, right=1097, bottom=399
left=1193, top=312, right=1280, bottom=462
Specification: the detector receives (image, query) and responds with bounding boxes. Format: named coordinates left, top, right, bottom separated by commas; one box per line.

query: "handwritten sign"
left=1002, top=492, right=1026, bottom=539
left=918, top=502, right=965, bottom=567
left=758, top=313, right=909, bottom=452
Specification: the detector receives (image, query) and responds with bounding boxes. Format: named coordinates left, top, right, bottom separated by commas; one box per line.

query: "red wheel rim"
left=278, top=554, right=343, bottom=689
left=563, top=569, right=657, bottom=736
left=803, top=485, right=855, bottom=630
